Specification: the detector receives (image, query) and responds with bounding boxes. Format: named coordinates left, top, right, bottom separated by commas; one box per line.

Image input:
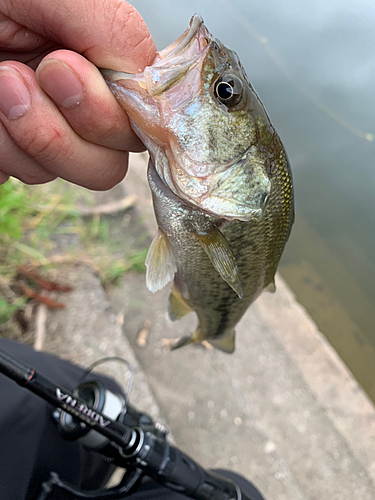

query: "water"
left=129, top=0, right=375, bottom=400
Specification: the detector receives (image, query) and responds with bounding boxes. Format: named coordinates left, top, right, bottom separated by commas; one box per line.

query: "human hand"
left=0, top=0, right=156, bottom=188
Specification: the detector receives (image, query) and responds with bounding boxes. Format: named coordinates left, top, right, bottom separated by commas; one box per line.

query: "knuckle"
left=0, top=121, right=56, bottom=184
left=17, top=125, right=72, bottom=165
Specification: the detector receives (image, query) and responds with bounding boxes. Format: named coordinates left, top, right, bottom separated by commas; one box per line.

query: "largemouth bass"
left=102, top=14, right=294, bottom=353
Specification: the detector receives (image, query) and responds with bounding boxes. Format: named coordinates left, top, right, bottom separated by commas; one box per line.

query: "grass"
left=0, top=298, right=24, bottom=325
left=0, top=178, right=148, bottom=326
left=79, top=213, right=148, bottom=285
left=0, top=179, right=79, bottom=280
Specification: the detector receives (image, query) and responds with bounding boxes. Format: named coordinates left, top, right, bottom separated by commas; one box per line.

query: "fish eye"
left=214, top=74, right=243, bottom=107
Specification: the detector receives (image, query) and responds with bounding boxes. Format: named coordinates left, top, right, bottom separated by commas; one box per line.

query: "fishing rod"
left=0, top=346, right=256, bottom=500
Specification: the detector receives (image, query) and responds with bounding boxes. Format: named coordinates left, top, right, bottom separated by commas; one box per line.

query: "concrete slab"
left=37, top=152, right=375, bottom=500
left=106, top=153, right=375, bottom=499
left=108, top=271, right=375, bottom=500
left=43, top=266, right=162, bottom=424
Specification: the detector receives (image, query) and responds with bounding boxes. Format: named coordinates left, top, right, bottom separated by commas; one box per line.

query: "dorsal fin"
left=145, top=229, right=177, bottom=293
left=195, top=227, right=243, bottom=299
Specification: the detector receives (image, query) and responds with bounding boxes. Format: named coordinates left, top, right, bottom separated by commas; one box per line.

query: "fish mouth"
left=158, top=14, right=206, bottom=61
left=134, top=14, right=210, bottom=98
left=100, top=14, right=208, bottom=85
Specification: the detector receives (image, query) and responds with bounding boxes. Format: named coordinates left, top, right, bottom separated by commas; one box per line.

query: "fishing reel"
left=54, top=378, right=167, bottom=450
left=52, top=358, right=168, bottom=456
left=43, top=360, right=170, bottom=500
left=0, top=347, right=255, bottom=500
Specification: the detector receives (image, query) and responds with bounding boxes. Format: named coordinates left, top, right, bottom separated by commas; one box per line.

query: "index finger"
left=1, top=0, right=156, bottom=72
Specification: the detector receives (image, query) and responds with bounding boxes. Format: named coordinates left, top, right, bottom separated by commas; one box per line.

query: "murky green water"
left=130, top=0, right=375, bottom=401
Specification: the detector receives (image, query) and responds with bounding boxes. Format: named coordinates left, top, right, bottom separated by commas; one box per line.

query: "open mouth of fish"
left=101, top=14, right=272, bottom=222
left=158, top=14, right=206, bottom=60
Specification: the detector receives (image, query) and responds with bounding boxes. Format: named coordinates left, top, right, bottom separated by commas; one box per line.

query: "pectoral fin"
left=168, top=283, right=193, bottom=321
left=145, top=229, right=177, bottom=293
left=196, top=228, right=243, bottom=299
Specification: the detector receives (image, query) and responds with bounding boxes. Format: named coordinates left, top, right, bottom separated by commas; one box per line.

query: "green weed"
left=0, top=178, right=148, bottom=328
left=0, top=181, right=26, bottom=238
left=0, top=179, right=79, bottom=278
left=0, top=298, right=26, bottom=325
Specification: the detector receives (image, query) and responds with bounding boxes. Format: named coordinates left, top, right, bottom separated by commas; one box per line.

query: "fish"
left=101, top=14, right=294, bottom=353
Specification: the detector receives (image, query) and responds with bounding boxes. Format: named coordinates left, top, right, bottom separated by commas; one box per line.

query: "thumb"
left=1, top=0, right=156, bottom=72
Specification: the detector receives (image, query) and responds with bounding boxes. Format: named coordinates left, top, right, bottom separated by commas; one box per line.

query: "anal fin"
left=145, top=229, right=177, bottom=293
left=196, top=228, right=243, bottom=299
left=168, top=283, right=193, bottom=321
left=264, top=279, right=276, bottom=293
left=208, top=330, right=236, bottom=354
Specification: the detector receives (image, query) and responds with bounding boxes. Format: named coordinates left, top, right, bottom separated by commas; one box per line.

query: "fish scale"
left=102, top=14, right=294, bottom=352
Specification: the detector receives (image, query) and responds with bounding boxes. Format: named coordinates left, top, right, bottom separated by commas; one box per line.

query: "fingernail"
left=0, top=67, right=31, bottom=120
left=37, top=59, right=84, bottom=108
